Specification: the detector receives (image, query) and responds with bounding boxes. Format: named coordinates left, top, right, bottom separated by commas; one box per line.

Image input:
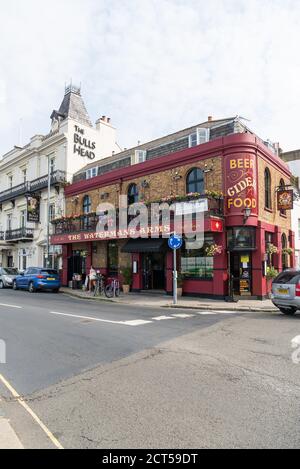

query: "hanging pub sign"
left=27, top=195, right=40, bottom=222
left=277, top=189, right=293, bottom=211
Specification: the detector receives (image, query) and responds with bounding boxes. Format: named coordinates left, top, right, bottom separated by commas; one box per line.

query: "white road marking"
left=172, top=313, right=195, bottom=318
left=0, top=303, right=22, bottom=309
left=152, top=315, right=175, bottom=321
left=49, top=311, right=152, bottom=326
left=0, top=373, right=63, bottom=449
left=197, top=311, right=217, bottom=315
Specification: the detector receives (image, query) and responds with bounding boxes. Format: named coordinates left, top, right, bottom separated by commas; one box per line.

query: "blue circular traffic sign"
left=168, top=234, right=183, bottom=250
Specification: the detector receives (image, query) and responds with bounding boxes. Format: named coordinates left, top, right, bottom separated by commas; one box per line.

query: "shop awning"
left=121, top=238, right=168, bottom=253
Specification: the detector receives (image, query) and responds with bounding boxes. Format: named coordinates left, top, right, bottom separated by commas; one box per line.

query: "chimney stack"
left=208, top=116, right=213, bottom=122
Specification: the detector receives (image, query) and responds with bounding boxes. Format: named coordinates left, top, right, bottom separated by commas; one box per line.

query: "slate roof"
left=51, top=85, right=92, bottom=127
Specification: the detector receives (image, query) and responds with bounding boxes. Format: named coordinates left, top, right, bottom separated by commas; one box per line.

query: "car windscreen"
left=273, top=271, right=300, bottom=284
left=2, top=268, right=18, bottom=275
left=41, top=270, right=58, bottom=276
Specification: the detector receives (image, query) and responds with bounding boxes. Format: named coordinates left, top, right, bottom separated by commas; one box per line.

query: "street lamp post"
left=46, top=155, right=51, bottom=268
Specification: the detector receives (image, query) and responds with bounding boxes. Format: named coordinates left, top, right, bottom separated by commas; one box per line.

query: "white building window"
left=8, top=174, right=13, bottom=189
left=50, top=157, right=55, bottom=175
left=134, top=150, right=147, bottom=164
left=189, top=128, right=210, bottom=148
left=20, top=210, right=26, bottom=228
left=19, top=249, right=27, bottom=271
left=49, top=204, right=55, bottom=222
left=86, top=167, right=97, bottom=179
left=7, top=214, right=12, bottom=231
left=21, top=168, right=27, bottom=183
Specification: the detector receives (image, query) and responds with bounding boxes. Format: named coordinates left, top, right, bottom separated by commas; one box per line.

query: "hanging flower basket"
left=282, top=247, right=293, bottom=255
left=266, top=243, right=278, bottom=255
left=205, top=244, right=223, bottom=257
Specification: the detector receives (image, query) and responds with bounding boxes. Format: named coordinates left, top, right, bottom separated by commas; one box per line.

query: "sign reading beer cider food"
left=225, top=154, right=257, bottom=216
left=277, top=189, right=293, bottom=211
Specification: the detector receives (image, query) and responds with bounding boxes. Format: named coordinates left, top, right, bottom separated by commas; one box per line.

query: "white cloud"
left=1, top=0, right=300, bottom=154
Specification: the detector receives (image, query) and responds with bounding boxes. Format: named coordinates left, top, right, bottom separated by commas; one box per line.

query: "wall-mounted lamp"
left=141, top=180, right=150, bottom=188
left=243, top=207, right=251, bottom=223
left=203, top=164, right=214, bottom=174
left=71, top=195, right=79, bottom=204
left=172, top=171, right=182, bottom=181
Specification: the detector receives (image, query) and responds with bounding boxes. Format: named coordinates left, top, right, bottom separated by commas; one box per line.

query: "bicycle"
left=105, top=278, right=120, bottom=298
left=93, top=273, right=106, bottom=297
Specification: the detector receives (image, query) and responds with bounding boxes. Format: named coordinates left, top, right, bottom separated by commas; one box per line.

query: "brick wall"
left=65, top=155, right=223, bottom=214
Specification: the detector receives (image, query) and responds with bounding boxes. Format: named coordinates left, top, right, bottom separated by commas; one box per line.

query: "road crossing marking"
left=49, top=311, right=152, bottom=326
left=152, top=315, right=176, bottom=321
left=0, top=373, right=63, bottom=449
left=172, top=313, right=195, bottom=318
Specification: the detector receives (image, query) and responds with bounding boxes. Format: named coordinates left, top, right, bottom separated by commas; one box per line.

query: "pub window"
left=83, top=195, right=91, bottom=214
left=82, top=195, right=92, bottom=230
left=181, top=236, right=214, bottom=279
left=107, top=241, right=118, bottom=276
left=279, top=179, right=286, bottom=216
left=264, top=168, right=272, bottom=209
left=227, top=227, right=256, bottom=251
left=186, top=168, right=204, bottom=194
left=265, top=232, right=273, bottom=266
left=127, top=183, right=139, bottom=205
left=281, top=233, right=288, bottom=270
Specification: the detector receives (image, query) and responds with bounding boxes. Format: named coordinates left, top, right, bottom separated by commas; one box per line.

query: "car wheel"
left=279, top=307, right=296, bottom=316
left=13, top=280, right=18, bottom=290
left=0, top=280, right=4, bottom=289
left=28, top=282, right=35, bottom=293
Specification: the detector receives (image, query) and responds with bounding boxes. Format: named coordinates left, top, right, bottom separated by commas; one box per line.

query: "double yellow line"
left=0, top=373, right=63, bottom=449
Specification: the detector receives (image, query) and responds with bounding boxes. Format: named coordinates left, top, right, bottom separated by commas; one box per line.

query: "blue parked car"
left=13, top=267, right=61, bottom=293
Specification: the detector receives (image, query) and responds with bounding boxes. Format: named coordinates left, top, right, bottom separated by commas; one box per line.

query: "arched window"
left=186, top=168, right=204, bottom=194
left=282, top=233, right=288, bottom=270
left=279, top=179, right=286, bottom=216
left=127, top=183, right=139, bottom=205
left=264, top=168, right=272, bottom=209
left=83, top=195, right=91, bottom=214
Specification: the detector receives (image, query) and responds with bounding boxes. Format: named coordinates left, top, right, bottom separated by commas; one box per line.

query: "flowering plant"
left=266, top=243, right=278, bottom=255
left=205, top=244, right=223, bottom=257
left=282, top=247, right=293, bottom=255
left=205, top=189, right=223, bottom=199
left=266, top=266, right=278, bottom=280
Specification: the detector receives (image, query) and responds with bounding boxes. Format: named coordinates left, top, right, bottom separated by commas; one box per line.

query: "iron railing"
left=4, top=227, right=34, bottom=241
left=0, top=170, right=67, bottom=203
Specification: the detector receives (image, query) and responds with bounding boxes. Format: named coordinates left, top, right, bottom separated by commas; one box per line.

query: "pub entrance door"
left=142, top=253, right=165, bottom=290
left=230, top=252, right=252, bottom=296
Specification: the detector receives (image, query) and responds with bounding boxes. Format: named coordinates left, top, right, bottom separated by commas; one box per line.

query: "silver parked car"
left=0, top=267, right=19, bottom=289
left=271, top=269, right=300, bottom=315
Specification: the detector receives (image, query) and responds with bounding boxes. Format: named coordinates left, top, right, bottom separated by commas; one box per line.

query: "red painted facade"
left=52, top=133, right=294, bottom=300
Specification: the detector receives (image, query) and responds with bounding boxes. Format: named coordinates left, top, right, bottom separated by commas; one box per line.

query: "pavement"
left=0, top=288, right=299, bottom=449
left=60, top=286, right=277, bottom=312
left=0, top=417, right=23, bottom=449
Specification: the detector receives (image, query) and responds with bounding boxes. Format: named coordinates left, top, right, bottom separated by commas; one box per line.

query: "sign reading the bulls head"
left=225, top=154, right=257, bottom=216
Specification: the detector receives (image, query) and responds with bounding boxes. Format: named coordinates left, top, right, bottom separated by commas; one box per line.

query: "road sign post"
left=168, top=234, right=183, bottom=305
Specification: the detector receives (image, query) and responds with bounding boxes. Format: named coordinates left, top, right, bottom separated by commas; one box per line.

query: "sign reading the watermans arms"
left=73, top=125, right=96, bottom=160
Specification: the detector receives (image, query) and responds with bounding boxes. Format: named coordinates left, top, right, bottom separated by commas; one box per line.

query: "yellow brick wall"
left=257, top=156, right=291, bottom=232
left=65, top=155, right=223, bottom=214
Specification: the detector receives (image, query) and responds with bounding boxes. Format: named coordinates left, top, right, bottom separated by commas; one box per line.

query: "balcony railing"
left=52, top=196, right=224, bottom=236
left=0, top=170, right=67, bottom=203
left=0, top=231, right=4, bottom=241
left=4, top=227, right=34, bottom=241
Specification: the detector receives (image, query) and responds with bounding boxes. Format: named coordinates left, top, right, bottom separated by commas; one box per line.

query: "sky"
left=1, top=0, right=300, bottom=156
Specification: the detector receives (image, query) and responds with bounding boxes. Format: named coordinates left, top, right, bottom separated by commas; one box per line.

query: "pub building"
left=50, top=116, right=294, bottom=299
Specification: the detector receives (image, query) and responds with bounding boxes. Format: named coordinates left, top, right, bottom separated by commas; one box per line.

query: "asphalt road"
left=0, top=289, right=299, bottom=449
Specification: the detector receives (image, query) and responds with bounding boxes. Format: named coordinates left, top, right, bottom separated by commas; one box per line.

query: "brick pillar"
left=62, top=244, right=72, bottom=286
left=213, top=231, right=227, bottom=297
left=273, top=226, right=282, bottom=272
left=132, top=253, right=142, bottom=291
left=289, top=229, right=295, bottom=268
left=252, top=223, right=265, bottom=297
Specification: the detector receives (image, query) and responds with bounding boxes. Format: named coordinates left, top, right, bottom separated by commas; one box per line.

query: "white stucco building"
left=0, top=84, right=120, bottom=270
left=281, top=150, right=300, bottom=268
